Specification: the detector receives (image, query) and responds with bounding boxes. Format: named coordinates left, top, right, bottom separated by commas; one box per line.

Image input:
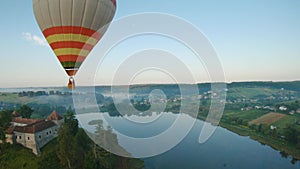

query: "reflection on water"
left=77, top=112, right=300, bottom=169
left=78, top=112, right=197, bottom=158
left=85, top=119, right=131, bottom=157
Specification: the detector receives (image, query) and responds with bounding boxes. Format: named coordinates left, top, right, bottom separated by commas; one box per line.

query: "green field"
left=0, top=93, right=33, bottom=104
left=272, top=114, right=300, bottom=133
left=223, top=110, right=268, bottom=122
left=227, top=87, right=282, bottom=99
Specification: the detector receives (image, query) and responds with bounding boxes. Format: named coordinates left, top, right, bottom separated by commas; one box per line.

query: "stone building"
left=4, top=111, right=63, bottom=155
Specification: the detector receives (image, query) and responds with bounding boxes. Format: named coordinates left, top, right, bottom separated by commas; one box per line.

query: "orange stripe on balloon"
left=66, top=69, right=78, bottom=77
left=43, top=26, right=101, bottom=40
left=57, top=55, right=86, bottom=62
left=50, top=41, right=94, bottom=51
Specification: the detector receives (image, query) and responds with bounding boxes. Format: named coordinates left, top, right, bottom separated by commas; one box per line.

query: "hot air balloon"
left=33, top=0, right=117, bottom=89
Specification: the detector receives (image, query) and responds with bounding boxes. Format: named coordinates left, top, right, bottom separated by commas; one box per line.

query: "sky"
left=0, top=0, right=300, bottom=88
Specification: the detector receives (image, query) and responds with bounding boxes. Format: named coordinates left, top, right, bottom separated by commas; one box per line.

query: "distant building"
left=3, top=111, right=63, bottom=155
left=241, top=107, right=252, bottom=111
left=289, top=111, right=295, bottom=115
left=261, top=106, right=276, bottom=111
left=270, top=125, right=277, bottom=130
left=279, top=106, right=288, bottom=111
left=255, top=106, right=262, bottom=109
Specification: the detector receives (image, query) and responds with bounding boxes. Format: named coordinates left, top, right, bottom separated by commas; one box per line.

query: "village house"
left=3, top=110, right=63, bottom=155
left=289, top=110, right=295, bottom=115
left=279, top=106, right=288, bottom=111
left=270, top=125, right=277, bottom=130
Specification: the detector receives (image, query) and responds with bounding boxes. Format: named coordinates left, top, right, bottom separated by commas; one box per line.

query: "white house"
left=279, top=106, right=288, bottom=111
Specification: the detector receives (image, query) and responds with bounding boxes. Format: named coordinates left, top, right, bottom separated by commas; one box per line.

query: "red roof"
left=7, top=111, right=63, bottom=134
left=12, top=118, right=44, bottom=125
left=47, top=110, right=63, bottom=121
left=14, top=120, right=56, bottom=134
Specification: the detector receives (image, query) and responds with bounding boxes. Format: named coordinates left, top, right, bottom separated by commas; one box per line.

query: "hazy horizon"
left=1, top=79, right=300, bottom=89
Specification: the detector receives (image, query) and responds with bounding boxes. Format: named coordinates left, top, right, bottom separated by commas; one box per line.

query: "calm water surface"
left=78, top=112, right=300, bottom=169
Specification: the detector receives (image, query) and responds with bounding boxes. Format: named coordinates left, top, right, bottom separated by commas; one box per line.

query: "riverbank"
left=219, top=122, right=300, bottom=160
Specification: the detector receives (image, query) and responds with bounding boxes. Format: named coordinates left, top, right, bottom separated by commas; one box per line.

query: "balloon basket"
left=68, top=77, right=75, bottom=90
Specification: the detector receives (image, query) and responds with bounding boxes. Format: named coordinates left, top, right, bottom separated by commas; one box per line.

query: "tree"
left=0, top=129, right=5, bottom=142
left=0, top=110, right=12, bottom=142
left=38, top=148, right=62, bottom=169
left=63, top=111, right=78, bottom=135
left=257, top=124, right=263, bottom=132
left=55, top=106, right=67, bottom=115
left=284, top=125, right=298, bottom=144
left=33, top=104, right=51, bottom=118
left=57, top=112, right=84, bottom=169
left=280, top=151, right=288, bottom=158
left=261, top=124, right=270, bottom=135
left=18, top=105, right=33, bottom=118
left=249, top=124, right=257, bottom=130
left=83, top=151, right=99, bottom=169
left=0, top=110, right=12, bottom=129
left=237, top=118, right=243, bottom=125
left=270, top=128, right=278, bottom=137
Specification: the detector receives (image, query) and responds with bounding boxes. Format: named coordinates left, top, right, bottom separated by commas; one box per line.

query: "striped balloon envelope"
left=33, top=0, right=117, bottom=89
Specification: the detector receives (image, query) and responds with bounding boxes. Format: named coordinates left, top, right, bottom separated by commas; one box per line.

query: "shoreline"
left=219, top=122, right=300, bottom=161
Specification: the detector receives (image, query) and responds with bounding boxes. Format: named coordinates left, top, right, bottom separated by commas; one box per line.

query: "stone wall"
left=5, top=134, right=15, bottom=144
left=14, top=131, right=26, bottom=145
left=35, top=125, right=58, bottom=154
left=1, top=118, right=63, bottom=155
left=13, top=125, right=59, bottom=155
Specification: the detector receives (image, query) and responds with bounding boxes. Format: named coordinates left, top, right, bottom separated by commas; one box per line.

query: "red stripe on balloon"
left=50, top=41, right=94, bottom=51
left=111, top=0, right=116, bottom=7
left=43, top=26, right=101, bottom=40
left=57, top=55, right=86, bottom=62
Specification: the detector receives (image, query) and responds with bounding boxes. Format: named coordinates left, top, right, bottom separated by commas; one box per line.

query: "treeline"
left=250, top=123, right=300, bottom=148
left=18, top=91, right=72, bottom=97
left=0, top=104, right=71, bottom=119
left=128, top=83, right=212, bottom=97
left=284, top=125, right=300, bottom=148
left=27, top=103, right=72, bottom=119
left=228, top=81, right=300, bottom=92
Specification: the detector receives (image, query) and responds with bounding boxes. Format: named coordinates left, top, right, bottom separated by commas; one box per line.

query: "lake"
left=77, top=112, right=300, bottom=169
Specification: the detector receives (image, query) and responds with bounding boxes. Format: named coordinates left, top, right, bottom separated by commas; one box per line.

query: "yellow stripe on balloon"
left=54, top=48, right=91, bottom=57
left=46, top=34, right=99, bottom=46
